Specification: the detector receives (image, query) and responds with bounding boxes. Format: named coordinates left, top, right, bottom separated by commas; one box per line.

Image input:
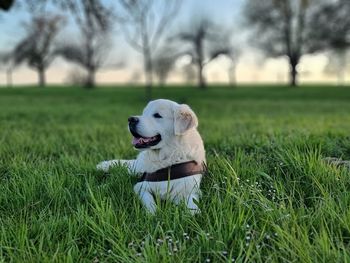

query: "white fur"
left=97, top=99, right=206, bottom=214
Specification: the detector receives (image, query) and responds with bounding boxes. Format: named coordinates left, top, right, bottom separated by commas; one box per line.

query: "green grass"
left=0, top=85, right=350, bottom=262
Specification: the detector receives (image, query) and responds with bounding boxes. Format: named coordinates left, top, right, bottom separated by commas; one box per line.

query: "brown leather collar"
left=138, top=161, right=206, bottom=182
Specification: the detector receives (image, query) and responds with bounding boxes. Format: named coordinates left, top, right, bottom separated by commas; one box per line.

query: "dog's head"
left=128, top=99, right=198, bottom=150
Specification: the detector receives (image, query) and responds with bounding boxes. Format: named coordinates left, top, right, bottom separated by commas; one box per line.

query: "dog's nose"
left=128, top=116, right=139, bottom=124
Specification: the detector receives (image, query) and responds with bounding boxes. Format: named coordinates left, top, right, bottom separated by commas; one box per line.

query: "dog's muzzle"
left=128, top=116, right=161, bottom=148
left=128, top=116, right=139, bottom=131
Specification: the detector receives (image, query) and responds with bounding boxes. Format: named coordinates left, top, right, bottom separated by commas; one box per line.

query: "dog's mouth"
left=130, top=129, right=162, bottom=149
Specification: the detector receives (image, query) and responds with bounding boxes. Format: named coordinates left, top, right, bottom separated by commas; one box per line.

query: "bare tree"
left=64, top=67, right=88, bottom=86
left=244, top=0, right=332, bottom=87
left=227, top=50, right=240, bottom=87
left=153, top=55, right=175, bottom=86
left=58, top=0, right=112, bottom=31
left=176, top=17, right=233, bottom=88
left=56, top=0, right=114, bottom=88
left=182, top=63, right=196, bottom=85
left=23, top=0, right=113, bottom=28
left=208, top=35, right=241, bottom=87
left=9, top=14, right=64, bottom=87
left=0, top=53, right=13, bottom=87
left=56, top=35, right=110, bottom=88
left=308, top=0, right=350, bottom=85
left=308, top=0, right=350, bottom=51
left=323, top=51, right=350, bottom=85
left=117, top=0, right=182, bottom=98
left=128, top=70, right=143, bottom=85
left=153, top=46, right=184, bottom=86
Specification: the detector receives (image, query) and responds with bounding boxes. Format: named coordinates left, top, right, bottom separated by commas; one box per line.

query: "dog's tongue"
left=132, top=137, right=141, bottom=145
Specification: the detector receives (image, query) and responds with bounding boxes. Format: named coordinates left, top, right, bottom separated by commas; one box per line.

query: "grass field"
left=1, top=86, right=350, bottom=262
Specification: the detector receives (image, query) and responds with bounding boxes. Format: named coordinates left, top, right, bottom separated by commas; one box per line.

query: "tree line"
left=0, top=0, right=349, bottom=96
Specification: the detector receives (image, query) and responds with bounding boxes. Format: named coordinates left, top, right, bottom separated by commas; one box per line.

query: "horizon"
left=0, top=0, right=349, bottom=86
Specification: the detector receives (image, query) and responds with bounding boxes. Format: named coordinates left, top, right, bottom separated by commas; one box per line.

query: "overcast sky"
left=0, top=0, right=344, bottom=86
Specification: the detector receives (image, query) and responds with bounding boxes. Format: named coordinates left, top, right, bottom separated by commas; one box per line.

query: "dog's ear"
left=174, top=104, right=198, bottom=135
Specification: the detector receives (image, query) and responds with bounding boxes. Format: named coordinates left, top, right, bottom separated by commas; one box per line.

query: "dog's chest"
left=134, top=174, right=202, bottom=200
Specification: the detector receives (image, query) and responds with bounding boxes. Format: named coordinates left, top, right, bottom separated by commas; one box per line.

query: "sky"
left=0, top=0, right=346, bottom=86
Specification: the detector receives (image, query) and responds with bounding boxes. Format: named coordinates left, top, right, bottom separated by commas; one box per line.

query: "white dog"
left=97, top=99, right=206, bottom=214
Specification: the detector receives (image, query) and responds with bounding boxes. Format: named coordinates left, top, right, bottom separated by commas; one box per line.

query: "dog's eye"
left=153, top=113, right=162, bottom=119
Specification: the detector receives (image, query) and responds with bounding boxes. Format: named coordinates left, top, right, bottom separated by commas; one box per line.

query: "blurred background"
left=0, top=0, right=349, bottom=93
left=2, top=2, right=350, bottom=262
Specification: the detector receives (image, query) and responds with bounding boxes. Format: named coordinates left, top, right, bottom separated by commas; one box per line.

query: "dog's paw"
left=96, top=161, right=111, bottom=172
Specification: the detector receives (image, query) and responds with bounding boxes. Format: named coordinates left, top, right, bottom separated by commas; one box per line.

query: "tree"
left=56, top=34, right=110, bottom=88
left=0, top=53, right=14, bottom=87
left=308, top=0, right=350, bottom=52
left=153, top=53, right=176, bottom=86
left=153, top=45, right=184, bottom=86
left=176, top=17, right=233, bottom=88
left=117, top=0, right=182, bottom=98
left=57, top=0, right=112, bottom=31
left=56, top=0, right=114, bottom=88
left=308, top=0, right=350, bottom=85
left=208, top=35, right=241, bottom=87
left=56, top=37, right=123, bottom=88
left=323, top=51, right=350, bottom=85
left=182, top=63, right=196, bottom=85
left=244, top=0, right=331, bottom=87
left=228, top=55, right=239, bottom=87
left=10, top=14, right=64, bottom=87
left=22, top=0, right=113, bottom=27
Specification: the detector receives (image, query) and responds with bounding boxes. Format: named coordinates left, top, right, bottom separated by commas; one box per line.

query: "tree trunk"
left=290, top=65, right=297, bottom=87
left=338, top=69, right=345, bottom=86
left=337, top=50, right=346, bottom=86
left=86, top=68, right=96, bottom=88
left=145, top=58, right=153, bottom=87
left=198, top=62, right=206, bottom=89
left=159, top=76, right=166, bottom=87
left=144, top=47, right=153, bottom=100
left=197, top=40, right=206, bottom=89
left=229, top=63, right=236, bottom=88
left=38, top=68, right=46, bottom=87
left=6, top=68, right=12, bottom=88
left=289, top=57, right=299, bottom=87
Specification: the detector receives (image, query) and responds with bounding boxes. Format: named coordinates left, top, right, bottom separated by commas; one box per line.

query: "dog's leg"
left=96, top=159, right=135, bottom=173
left=134, top=184, right=157, bottom=214
left=139, top=191, right=157, bottom=214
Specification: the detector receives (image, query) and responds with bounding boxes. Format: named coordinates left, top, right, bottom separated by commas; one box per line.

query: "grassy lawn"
left=0, top=85, right=350, bottom=262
